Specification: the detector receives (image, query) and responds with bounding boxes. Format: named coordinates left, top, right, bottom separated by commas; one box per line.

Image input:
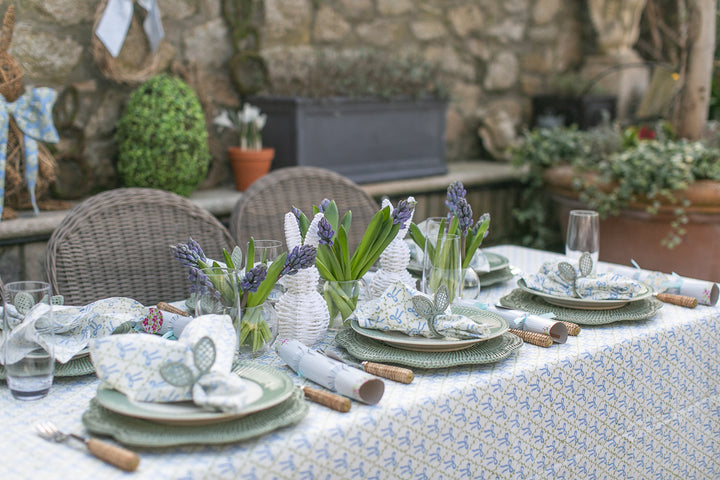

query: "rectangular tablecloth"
left=1, top=245, right=718, bottom=479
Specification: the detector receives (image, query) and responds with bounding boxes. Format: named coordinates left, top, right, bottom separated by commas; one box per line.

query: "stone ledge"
left=0, top=160, right=519, bottom=243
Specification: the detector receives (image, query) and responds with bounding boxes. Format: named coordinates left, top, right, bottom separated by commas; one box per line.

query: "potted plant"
left=510, top=122, right=720, bottom=280
left=116, top=74, right=210, bottom=196
left=214, top=103, right=274, bottom=191
left=249, top=50, right=450, bottom=184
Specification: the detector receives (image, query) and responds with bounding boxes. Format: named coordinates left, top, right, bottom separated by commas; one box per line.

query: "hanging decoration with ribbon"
left=94, top=0, right=164, bottom=58
left=0, top=87, right=59, bottom=220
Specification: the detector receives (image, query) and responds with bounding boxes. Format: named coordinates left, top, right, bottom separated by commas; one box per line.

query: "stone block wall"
left=3, top=0, right=587, bottom=197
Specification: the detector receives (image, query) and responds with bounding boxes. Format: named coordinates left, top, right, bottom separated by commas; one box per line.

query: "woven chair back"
left=229, top=166, right=379, bottom=252
left=46, top=188, right=235, bottom=306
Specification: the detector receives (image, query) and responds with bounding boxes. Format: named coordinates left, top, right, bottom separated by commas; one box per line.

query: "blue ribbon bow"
left=0, top=87, right=59, bottom=220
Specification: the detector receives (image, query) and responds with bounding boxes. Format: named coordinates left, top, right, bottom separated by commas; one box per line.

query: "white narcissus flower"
left=213, top=110, right=234, bottom=129
left=241, top=103, right=261, bottom=124
left=256, top=113, right=267, bottom=130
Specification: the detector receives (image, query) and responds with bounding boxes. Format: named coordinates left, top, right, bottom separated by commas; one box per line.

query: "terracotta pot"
left=228, top=147, right=274, bottom=191
left=544, top=165, right=720, bottom=281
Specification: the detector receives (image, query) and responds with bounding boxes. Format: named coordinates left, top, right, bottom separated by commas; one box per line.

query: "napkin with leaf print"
left=89, top=315, right=251, bottom=413
left=523, top=257, right=647, bottom=300
left=0, top=297, right=146, bottom=365
left=355, top=281, right=491, bottom=339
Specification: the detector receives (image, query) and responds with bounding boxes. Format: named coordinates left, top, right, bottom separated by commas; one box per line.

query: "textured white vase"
left=275, top=211, right=330, bottom=345
left=368, top=197, right=417, bottom=299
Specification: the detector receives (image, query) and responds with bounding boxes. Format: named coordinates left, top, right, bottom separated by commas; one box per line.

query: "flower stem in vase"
left=323, top=280, right=361, bottom=328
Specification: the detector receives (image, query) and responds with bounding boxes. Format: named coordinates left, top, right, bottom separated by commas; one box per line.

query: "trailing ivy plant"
left=511, top=122, right=720, bottom=250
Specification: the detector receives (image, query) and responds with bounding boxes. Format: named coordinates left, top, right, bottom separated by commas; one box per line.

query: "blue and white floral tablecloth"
left=2, top=245, right=719, bottom=480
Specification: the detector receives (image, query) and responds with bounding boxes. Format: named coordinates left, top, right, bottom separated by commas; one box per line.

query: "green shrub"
left=116, top=74, right=210, bottom=196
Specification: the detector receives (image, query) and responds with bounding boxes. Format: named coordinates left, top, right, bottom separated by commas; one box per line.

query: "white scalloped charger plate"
left=351, top=305, right=508, bottom=352
left=95, top=362, right=294, bottom=426
left=517, top=278, right=652, bottom=310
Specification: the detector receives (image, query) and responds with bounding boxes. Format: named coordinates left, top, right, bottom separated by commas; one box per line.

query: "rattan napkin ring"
left=411, top=284, right=450, bottom=338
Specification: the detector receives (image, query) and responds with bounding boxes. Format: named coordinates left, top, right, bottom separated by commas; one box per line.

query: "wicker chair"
left=230, top=166, right=379, bottom=251
left=46, top=188, right=235, bottom=306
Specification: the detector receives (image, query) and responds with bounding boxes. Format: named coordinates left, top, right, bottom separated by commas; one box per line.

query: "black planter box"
left=531, top=94, right=617, bottom=130
left=249, top=96, right=448, bottom=184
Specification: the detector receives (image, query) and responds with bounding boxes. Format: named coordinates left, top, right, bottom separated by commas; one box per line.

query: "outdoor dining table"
left=2, top=245, right=719, bottom=480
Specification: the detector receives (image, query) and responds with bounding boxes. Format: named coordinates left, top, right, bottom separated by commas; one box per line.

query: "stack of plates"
left=82, top=362, right=308, bottom=447
left=499, top=279, right=663, bottom=325
left=408, top=251, right=514, bottom=287
left=335, top=305, right=522, bottom=369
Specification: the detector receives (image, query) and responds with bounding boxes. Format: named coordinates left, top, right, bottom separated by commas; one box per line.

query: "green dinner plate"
left=336, top=328, right=523, bottom=369
left=351, top=305, right=508, bottom=352
left=83, top=388, right=308, bottom=447
left=94, top=362, right=295, bottom=426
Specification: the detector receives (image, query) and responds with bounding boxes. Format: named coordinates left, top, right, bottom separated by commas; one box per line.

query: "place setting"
left=499, top=210, right=665, bottom=325
left=81, top=314, right=308, bottom=448
left=0, top=282, right=149, bottom=390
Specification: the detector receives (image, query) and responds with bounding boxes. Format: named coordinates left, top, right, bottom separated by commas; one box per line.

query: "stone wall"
left=5, top=0, right=587, bottom=196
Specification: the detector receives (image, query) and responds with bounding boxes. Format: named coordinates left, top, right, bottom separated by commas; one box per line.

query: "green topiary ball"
left=116, top=74, right=210, bottom=196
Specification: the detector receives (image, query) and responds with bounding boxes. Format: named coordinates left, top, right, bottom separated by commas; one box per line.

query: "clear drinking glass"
left=419, top=217, right=447, bottom=294
left=566, top=210, right=600, bottom=272
left=420, top=217, right=480, bottom=301
left=247, top=239, right=283, bottom=267
left=246, top=239, right=284, bottom=304
left=421, top=220, right=463, bottom=302
left=2, top=281, right=54, bottom=400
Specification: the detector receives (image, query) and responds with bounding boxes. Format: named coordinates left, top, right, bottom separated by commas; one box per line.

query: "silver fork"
left=35, top=422, right=140, bottom=472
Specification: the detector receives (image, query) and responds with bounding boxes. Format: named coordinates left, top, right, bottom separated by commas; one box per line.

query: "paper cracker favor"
left=276, top=338, right=384, bottom=405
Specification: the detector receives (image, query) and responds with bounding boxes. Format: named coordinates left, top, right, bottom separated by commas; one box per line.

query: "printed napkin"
left=89, top=315, right=252, bottom=412
left=355, top=281, right=491, bottom=339
left=0, top=297, right=147, bottom=365
left=523, top=260, right=647, bottom=300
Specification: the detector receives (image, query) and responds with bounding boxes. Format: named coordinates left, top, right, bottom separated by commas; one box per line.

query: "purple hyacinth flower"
left=445, top=181, right=467, bottom=220
left=170, top=238, right=205, bottom=269
left=474, top=213, right=491, bottom=239
left=280, top=245, right=317, bottom=276
left=454, top=197, right=474, bottom=236
left=318, top=198, right=331, bottom=213
left=291, top=206, right=304, bottom=220
left=392, top=199, right=413, bottom=229
left=318, top=217, right=335, bottom=246
left=188, top=267, right=216, bottom=296
left=241, top=264, right=268, bottom=293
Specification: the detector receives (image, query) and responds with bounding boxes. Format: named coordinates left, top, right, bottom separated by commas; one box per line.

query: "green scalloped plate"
left=336, top=327, right=522, bottom=369
left=94, top=362, right=295, bottom=426
left=351, top=305, right=508, bottom=352
left=0, top=351, right=95, bottom=380
left=83, top=388, right=308, bottom=447
left=499, top=288, right=663, bottom=325
left=517, top=278, right=652, bottom=310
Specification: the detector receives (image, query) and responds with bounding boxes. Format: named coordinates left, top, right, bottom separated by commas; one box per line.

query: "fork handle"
left=85, top=438, right=140, bottom=472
